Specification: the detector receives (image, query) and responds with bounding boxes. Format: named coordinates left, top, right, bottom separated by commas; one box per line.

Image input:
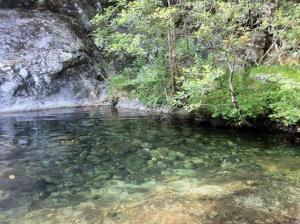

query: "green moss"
left=109, top=75, right=132, bottom=90
left=250, top=65, right=300, bottom=82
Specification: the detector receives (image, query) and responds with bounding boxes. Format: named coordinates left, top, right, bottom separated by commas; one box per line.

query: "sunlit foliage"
left=92, top=0, right=300, bottom=126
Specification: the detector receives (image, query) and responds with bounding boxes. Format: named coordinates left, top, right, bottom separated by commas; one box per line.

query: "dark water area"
left=0, top=107, right=299, bottom=224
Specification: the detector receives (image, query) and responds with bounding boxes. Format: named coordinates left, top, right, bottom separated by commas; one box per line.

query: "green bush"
left=93, top=0, right=300, bottom=126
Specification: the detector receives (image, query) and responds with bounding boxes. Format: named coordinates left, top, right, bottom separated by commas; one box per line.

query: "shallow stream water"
left=0, top=108, right=299, bottom=224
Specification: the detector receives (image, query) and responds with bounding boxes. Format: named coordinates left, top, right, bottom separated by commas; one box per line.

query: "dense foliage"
left=92, top=0, right=300, bottom=126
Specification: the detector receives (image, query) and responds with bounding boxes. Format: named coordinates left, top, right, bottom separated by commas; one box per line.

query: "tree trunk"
left=167, top=0, right=178, bottom=93
left=227, top=62, right=252, bottom=127
left=168, top=25, right=178, bottom=93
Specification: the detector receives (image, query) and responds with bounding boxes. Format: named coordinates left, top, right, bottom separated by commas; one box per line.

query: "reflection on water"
left=0, top=107, right=299, bottom=224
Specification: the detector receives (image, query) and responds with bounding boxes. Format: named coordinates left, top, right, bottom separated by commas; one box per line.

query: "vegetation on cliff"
left=92, top=0, right=300, bottom=127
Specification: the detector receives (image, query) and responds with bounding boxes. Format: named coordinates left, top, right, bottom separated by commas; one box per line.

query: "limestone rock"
left=0, top=9, right=108, bottom=112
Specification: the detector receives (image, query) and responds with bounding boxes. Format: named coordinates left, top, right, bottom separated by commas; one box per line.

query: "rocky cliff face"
left=0, top=1, right=109, bottom=112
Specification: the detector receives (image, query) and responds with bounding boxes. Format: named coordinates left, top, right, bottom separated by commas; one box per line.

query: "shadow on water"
left=0, top=107, right=299, bottom=223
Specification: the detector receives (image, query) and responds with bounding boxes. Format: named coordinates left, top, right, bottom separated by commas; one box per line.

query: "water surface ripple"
left=0, top=108, right=299, bottom=224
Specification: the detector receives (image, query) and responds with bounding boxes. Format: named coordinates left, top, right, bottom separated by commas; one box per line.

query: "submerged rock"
left=0, top=190, right=10, bottom=203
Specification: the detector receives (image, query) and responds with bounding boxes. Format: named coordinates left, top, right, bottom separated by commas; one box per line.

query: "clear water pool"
left=0, top=108, right=299, bottom=224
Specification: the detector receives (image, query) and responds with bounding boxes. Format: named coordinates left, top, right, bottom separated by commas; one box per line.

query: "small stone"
left=209, top=211, right=218, bottom=219
left=0, top=190, right=11, bottom=202
left=9, top=175, right=15, bottom=180
left=19, top=68, right=29, bottom=79
left=191, top=158, right=205, bottom=165
left=246, top=180, right=254, bottom=185
left=46, top=213, right=54, bottom=219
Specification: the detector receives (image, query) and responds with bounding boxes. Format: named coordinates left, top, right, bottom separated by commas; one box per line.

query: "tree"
left=92, top=0, right=300, bottom=126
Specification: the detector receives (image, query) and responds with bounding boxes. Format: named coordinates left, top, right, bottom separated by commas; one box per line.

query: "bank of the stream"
left=93, top=0, right=300, bottom=138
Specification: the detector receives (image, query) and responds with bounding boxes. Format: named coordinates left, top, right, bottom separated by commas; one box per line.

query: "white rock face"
left=0, top=10, right=81, bottom=83
left=0, top=9, right=108, bottom=112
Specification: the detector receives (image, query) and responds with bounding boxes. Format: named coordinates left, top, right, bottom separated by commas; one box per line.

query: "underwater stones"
left=164, top=178, right=199, bottom=192
left=256, top=156, right=300, bottom=175
left=94, top=173, right=111, bottom=181
left=190, top=157, right=205, bottom=165
left=90, top=180, right=126, bottom=198
left=162, top=175, right=182, bottom=183
left=111, top=175, right=123, bottom=180
left=163, top=179, right=250, bottom=200
left=49, top=190, right=73, bottom=199
left=141, top=142, right=152, bottom=150
left=182, top=160, right=194, bottom=169
left=150, top=147, right=169, bottom=160
left=92, top=174, right=111, bottom=188
left=185, top=138, right=198, bottom=145
left=185, top=185, right=226, bottom=199
left=285, top=170, right=300, bottom=184
left=155, top=161, right=168, bottom=169
left=233, top=183, right=300, bottom=219
left=79, top=201, right=96, bottom=210
left=146, top=159, right=157, bottom=168
left=0, top=167, right=13, bottom=178
left=223, top=181, right=250, bottom=193
left=41, top=175, right=60, bottom=185
left=0, top=190, right=10, bottom=203
left=84, top=180, right=159, bottom=205
left=171, top=169, right=198, bottom=177
left=100, top=193, right=208, bottom=224
left=208, top=210, right=218, bottom=219
left=246, top=180, right=258, bottom=186
left=0, top=111, right=299, bottom=224
left=150, top=147, right=185, bottom=163
left=240, top=195, right=269, bottom=212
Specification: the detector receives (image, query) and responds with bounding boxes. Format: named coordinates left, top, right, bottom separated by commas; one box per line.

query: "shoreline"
left=0, top=97, right=299, bottom=143
left=114, top=97, right=300, bottom=143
